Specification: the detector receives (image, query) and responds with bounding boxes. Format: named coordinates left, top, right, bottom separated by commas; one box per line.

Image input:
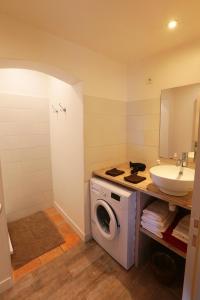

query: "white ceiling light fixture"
left=168, top=20, right=178, bottom=30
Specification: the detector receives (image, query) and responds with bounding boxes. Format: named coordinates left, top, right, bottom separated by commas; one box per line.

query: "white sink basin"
left=149, top=165, right=195, bottom=196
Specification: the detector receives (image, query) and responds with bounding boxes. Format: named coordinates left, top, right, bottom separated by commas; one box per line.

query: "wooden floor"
left=1, top=240, right=182, bottom=300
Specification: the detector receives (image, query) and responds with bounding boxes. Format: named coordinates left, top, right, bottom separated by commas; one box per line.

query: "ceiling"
left=0, top=0, right=200, bottom=63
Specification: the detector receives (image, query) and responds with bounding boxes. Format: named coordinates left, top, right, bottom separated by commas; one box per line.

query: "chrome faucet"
left=176, top=152, right=188, bottom=175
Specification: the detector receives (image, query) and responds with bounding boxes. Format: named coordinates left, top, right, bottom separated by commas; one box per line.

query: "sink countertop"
left=93, top=163, right=192, bottom=210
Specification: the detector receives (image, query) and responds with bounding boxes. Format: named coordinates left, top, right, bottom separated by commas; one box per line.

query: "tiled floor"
left=12, top=207, right=81, bottom=281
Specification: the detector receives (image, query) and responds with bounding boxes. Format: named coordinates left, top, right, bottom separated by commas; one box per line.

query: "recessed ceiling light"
left=168, top=20, right=178, bottom=30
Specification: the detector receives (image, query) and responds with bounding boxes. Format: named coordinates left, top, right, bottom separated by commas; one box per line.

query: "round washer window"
left=94, top=199, right=119, bottom=240
left=96, top=205, right=110, bottom=233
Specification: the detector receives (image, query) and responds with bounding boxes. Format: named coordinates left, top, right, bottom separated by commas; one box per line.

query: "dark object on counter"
left=105, top=168, right=125, bottom=177
left=124, top=174, right=146, bottom=184
left=129, top=161, right=146, bottom=173
left=151, top=252, right=177, bottom=285
left=131, top=168, right=139, bottom=174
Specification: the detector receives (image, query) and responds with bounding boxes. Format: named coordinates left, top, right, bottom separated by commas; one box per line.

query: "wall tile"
left=127, top=144, right=159, bottom=167
left=127, top=114, right=160, bottom=131
left=84, top=96, right=128, bottom=182
left=84, top=95, right=126, bottom=115
left=0, top=94, right=49, bottom=109
left=85, top=114, right=127, bottom=147
left=0, top=134, right=50, bottom=149
left=0, top=93, right=53, bottom=220
left=127, top=98, right=161, bottom=166
left=127, top=129, right=159, bottom=146
left=0, top=122, right=49, bottom=136
left=127, top=98, right=160, bottom=115
left=85, top=144, right=127, bottom=180
left=0, top=147, right=50, bottom=163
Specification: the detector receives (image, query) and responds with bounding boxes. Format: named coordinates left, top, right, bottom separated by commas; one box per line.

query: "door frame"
left=0, top=164, right=12, bottom=293
left=183, top=115, right=200, bottom=300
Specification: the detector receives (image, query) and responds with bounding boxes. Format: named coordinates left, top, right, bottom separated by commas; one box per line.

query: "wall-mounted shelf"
left=140, top=227, right=186, bottom=259
left=93, top=164, right=192, bottom=211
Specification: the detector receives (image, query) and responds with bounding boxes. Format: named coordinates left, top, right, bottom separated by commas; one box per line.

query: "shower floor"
left=12, top=207, right=81, bottom=281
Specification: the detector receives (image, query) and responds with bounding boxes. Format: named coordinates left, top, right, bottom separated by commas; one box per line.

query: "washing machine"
left=90, top=177, right=137, bottom=269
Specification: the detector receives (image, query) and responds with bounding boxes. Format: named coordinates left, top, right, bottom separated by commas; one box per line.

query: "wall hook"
left=52, top=105, right=58, bottom=113
left=59, top=103, right=66, bottom=112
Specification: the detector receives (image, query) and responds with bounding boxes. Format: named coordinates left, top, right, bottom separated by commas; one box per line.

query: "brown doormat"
left=8, top=211, right=65, bottom=270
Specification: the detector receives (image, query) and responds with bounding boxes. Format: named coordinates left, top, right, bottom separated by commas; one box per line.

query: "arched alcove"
left=0, top=61, right=85, bottom=293
left=0, top=59, right=81, bottom=85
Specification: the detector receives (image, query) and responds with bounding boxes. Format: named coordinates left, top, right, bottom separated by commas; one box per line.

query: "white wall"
left=0, top=69, right=53, bottom=221
left=48, top=77, right=85, bottom=239
left=127, top=40, right=200, bottom=166
left=0, top=68, right=49, bottom=97
left=0, top=14, right=126, bottom=101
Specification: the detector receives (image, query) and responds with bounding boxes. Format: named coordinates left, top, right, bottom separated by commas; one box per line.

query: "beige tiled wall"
left=84, top=95, right=127, bottom=181
left=127, top=98, right=160, bottom=167
left=84, top=95, right=127, bottom=237
left=84, top=96, right=161, bottom=177
left=0, top=93, right=53, bottom=221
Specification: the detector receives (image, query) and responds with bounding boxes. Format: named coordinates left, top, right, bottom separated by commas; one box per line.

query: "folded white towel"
left=173, top=226, right=189, bottom=239
left=141, top=222, right=163, bottom=238
left=173, top=215, right=190, bottom=235
left=141, top=215, right=174, bottom=233
left=172, top=232, right=189, bottom=244
left=143, top=201, right=171, bottom=222
left=172, top=214, right=190, bottom=244
left=141, top=211, right=176, bottom=230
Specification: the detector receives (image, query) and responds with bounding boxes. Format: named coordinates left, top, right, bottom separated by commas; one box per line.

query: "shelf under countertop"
left=140, top=226, right=186, bottom=259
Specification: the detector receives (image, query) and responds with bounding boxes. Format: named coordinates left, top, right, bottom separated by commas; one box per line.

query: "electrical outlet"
left=146, top=78, right=152, bottom=85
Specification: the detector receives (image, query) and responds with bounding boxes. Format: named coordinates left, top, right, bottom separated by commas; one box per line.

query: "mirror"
left=159, top=83, right=200, bottom=159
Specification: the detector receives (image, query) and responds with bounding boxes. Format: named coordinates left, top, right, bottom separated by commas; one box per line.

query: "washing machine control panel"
left=91, top=183, right=121, bottom=201
left=91, top=184, right=107, bottom=198
left=111, top=192, right=120, bottom=201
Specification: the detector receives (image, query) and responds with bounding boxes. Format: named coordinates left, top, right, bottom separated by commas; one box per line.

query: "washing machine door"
left=94, top=199, right=119, bottom=240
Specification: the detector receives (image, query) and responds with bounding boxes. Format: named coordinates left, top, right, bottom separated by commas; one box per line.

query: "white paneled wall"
left=48, top=77, right=85, bottom=239
left=127, top=98, right=160, bottom=166
left=84, top=95, right=127, bottom=237
left=0, top=69, right=53, bottom=221
left=84, top=95, right=127, bottom=181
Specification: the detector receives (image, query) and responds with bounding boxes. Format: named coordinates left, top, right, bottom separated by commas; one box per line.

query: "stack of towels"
left=172, top=214, right=190, bottom=244
left=141, top=200, right=176, bottom=238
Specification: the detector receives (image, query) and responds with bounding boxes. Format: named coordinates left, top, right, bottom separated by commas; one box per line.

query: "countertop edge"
left=93, top=166, right=192, bottom=211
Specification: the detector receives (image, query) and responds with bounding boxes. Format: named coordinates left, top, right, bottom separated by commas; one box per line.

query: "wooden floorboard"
left=0, top=240, right=182, bottom=300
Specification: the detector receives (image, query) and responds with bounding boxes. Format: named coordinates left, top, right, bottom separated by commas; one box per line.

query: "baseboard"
left=0, top=276, right=13, bottom=294
left=54, top=201, right=91, bottom=242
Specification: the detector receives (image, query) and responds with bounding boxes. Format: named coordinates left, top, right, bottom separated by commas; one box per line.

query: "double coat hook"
left=59, top=103, right=66, bottom=112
